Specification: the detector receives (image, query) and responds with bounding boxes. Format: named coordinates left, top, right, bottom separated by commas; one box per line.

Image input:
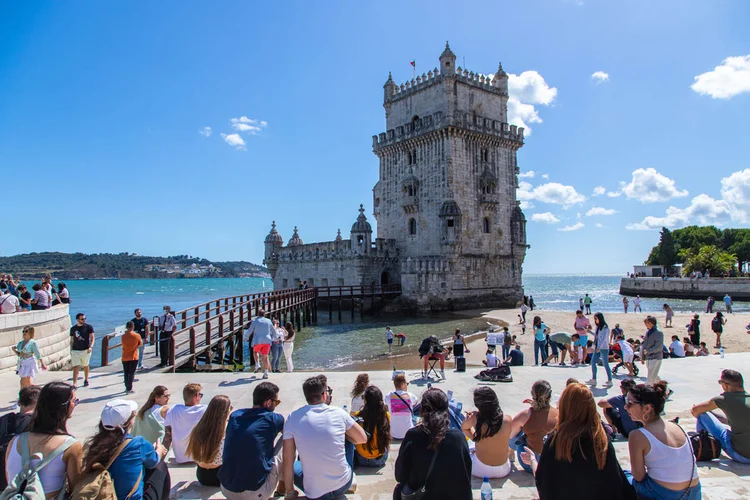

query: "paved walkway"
left=3, top=352, right=750, bottom=499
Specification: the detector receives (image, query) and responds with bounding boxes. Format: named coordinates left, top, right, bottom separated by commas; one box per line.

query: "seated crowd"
left=0, top=274, right=70, bottom=314
left=2, top=366, right=749, bottom=500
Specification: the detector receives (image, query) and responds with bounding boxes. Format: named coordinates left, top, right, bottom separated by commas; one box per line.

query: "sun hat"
left=101, top=399, right=138, bottom=430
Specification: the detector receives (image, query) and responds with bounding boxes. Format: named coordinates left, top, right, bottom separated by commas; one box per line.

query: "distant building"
left=264, top=43, right=528, bottom=310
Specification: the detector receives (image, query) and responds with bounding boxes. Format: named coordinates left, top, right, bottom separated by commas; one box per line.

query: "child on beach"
left=616, top=334, right=635, bottom=376
left=386, top=326, right=394, bottom=354
left=696, top=342, right=709, bottom=356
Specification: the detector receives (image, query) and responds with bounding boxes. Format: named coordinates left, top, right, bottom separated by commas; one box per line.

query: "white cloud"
left=230, top=116, right=268, bottom=135
left=620, top=168, right=688, bottom=203
left=595, top=223, right=604, bottom=228
left=506, top=71, right=557, bottom=135
left=531, top=212, right=560, bottom=224
left=507, top=98, right=543, bottom=134
left=691, top=55, right=750, bottom=99
left=558, top=222, right=585, bottom=232
left=519, top=200, right=534, bottom=210
left=606, top=191, right=622, bottom=198
left=592, top=186, right=606, bottom=196
left=541, top=174, right=549, bottom=179
left=220, top=133, right=246, bottom=150
left=591, top=71, right=610, bottom=83
left=720, top=168, right=750, bottom=222
left=198, top=126, right=212, bottom=137
left=518, top=181, right=586, bottom=208
left=518, top=171, right=535, bottom=179
left=626, top=194, right=733, bottom=230
left=585, top=206, right=617, bottom=216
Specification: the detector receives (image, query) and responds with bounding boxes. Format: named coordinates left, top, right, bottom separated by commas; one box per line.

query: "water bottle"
left=343, top=405, right=348, bottom=414
left=480, top=477, right=493, bottom=500
left=720, top=346, right=725, bottom=359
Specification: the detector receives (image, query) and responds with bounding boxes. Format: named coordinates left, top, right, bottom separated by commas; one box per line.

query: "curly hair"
left=350, top=373, right=369, bottom=399
left=472, top=387, right=504, bottom=442
left=418, top=388, right=450, bottom=451
left=530, top=380, right=552, bottom=411
left=359, top=386, right=391, bottom=455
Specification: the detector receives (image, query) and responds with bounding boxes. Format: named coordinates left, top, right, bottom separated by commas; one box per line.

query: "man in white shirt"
left=158, top=305, right=178, bottom=367
left=384, top=374, right=418, bottom=439
left=668, top=335, right=686, bottom=358
left=283, top=374, right=366, bottom=500
left=632, top=295, right=642, bottom=313
left=0, top=290, right=20, bottom=314
left=164, top=383, right=207, bottom=463
left=245, top=309, right=276, bottom=379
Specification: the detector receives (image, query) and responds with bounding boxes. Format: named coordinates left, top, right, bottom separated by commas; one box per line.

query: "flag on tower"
left=410, top=60, right=415, bottom=67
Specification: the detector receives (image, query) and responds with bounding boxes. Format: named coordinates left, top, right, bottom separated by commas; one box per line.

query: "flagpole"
left=413, top=62, right=416, bottom=80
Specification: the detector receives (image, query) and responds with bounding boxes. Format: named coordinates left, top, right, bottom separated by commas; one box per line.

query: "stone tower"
left=263, top=221, right=284, bottom=278
left=372, top=42, right=527, bottom=309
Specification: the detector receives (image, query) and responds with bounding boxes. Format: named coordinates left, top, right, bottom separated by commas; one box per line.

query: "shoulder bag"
left=400, top=441, right=441, bottom=500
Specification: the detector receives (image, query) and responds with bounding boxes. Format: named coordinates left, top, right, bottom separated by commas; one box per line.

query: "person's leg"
left=422, top=356, right=428, bottom=374
left=438, top=354, right=445, bottom=370
left=693, top=411, right=750, bottom=463
left=122, top=362, right=129, bottom=391
left=138, top=344, right=145, bottom=368
left=590, top=351, right=600, bottom=380
left=83, top=364, right=90, bottom=384
left=142, top=460, right=171, bottom=500
left=20, top=376, right=31, bottom=389
left=262, top=351, right=271, bottom=371
left=601, top=349, right=612, bottom=381
left=283, top=342, right=294, bottom=372
left=72, top=365, right=80, bottom=387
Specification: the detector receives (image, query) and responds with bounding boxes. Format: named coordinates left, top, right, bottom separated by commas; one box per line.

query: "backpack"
left=0, top=433, right=76, bottom=500
left=689, top=430, right=721, bottom=461
left=0, top=413, right=32, bottom=490
left=71, top=439, right=141, bottom=500
left=474, top=365, right=513, bottom=383
left=712, top=317, right=723, bottom=332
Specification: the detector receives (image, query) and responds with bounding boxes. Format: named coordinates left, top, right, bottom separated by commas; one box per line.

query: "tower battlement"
left=385, top=66, right=508, bottom=104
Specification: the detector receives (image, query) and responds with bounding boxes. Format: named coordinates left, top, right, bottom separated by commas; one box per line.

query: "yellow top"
left=355, top=411, right=391, bottom=459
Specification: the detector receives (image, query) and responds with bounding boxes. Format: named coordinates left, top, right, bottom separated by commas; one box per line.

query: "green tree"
left=682, top=245, right=737, bottom=276
left=657, top=227, right=678, bottom=268
left=729, top=236, right=750, bottom=272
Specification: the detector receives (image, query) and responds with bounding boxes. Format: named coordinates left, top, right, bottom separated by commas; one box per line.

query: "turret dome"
left=287, top=227, right=304, bottom=246
left=439, top=200, right=462, bottom=216
left=264, top=221, right=284, bottom=245
left=350, top=204, right=372, bottom=233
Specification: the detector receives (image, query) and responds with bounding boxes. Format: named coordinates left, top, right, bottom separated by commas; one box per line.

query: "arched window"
left=483, top=217, right=490, bottom=234
left=357, top=235, right=364, bottom=245
left=409, top=218, right=417, bottom=235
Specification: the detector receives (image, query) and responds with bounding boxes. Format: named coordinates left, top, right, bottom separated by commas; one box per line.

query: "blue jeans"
left=137, top=344, right=145, bottom=368
left=696, top=412, right=750, bottom=463
left=534, top=339, right=546, bottom=365
left=502, top=344, right=510, bottom=359
left=354, top=448, right=388, bottom=467
left=591, top=349, right=612, bottom=381
left=270, top=342, right=283, bottom=371
left=294, top=440, right=354, bottom=499
left=624, top=471, right=701, bottom=500
left=514, top=433, right=539, bottom=474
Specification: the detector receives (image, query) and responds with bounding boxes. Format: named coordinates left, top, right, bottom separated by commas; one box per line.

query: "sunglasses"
left=326, top=387, right=333, bottom=396
left=198, top=393, right=204, bottom=398
left=274, top=399, right=281, bottom=406
left=624, top=400, right=643, bottom=408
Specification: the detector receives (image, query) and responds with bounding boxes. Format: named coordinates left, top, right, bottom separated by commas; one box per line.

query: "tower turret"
left=287, top=227, right=304, bottom=247
left=439, top=41, right=456, bottom=76
left=384, top=72, right=397, bottom=103
left=263, top=221, right=284, bottom=279
left=350, top=204, right=373, bottom=253
left=492, top=62, right=508, bottom=94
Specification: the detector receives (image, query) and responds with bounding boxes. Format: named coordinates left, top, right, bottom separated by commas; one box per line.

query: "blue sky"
left=2, top=1, right=749, bottom=274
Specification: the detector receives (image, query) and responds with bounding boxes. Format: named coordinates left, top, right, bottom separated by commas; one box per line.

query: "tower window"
left=409, top=218, right=417, bottom=235
left=357, top=235, right=364, bottom=245
left=483, top=217, right=490, bottom=234
left=482, top=149, right=489, bottom=162
left=447, top=218, right=455, bottom=228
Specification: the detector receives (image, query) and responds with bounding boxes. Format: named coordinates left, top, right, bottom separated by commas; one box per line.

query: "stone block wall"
left=0, top=305, right=71, bottom=374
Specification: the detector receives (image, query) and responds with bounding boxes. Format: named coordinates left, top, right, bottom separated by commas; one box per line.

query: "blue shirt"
left=534, top=323, right=547, bottom=342
left=245, top=317, right=276, bottom=346
left=606, top=395, right=640, bottom=435
left=219, top=407, right=285, bottom=493
left=108, top=435, right=159, bottom=500
left=508, top=349, right=524, bottom=366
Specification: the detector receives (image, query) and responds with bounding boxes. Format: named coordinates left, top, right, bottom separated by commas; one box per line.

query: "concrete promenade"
left=2, top=353, right=750, bottom=499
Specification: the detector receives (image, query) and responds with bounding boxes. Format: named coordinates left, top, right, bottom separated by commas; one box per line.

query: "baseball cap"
left=101, top=399, right=138, bottom=430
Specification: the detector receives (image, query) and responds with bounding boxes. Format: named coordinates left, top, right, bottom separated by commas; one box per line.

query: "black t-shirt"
left=19, top=291, right=31, bottom=304
left=131, top=317, right=149, bottom=339
left=508, top=349, right=524, bottom=366
left=70, top=323, right=94, bottom=351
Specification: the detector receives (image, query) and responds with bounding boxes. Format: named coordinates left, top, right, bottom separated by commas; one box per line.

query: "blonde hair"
left=22, top=327, right=35, bottom=339
left=183, top=383, right=202, bottom=402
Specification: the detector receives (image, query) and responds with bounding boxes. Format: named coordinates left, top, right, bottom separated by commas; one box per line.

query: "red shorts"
left=253, top=344, right=271, bottom=355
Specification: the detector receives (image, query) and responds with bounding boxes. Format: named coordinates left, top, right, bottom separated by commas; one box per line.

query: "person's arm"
left=88, top=329, right=95, bottom=352
left=64, top=441, right=84, bottom=493
left=509, top=408, right=531, bottom=439
left=140, top=437, right=161, bottom=468
left=394, top=434, right=413, bottom=484
left=597, top=398, right=612, bottom=410
left=159, top=405, right=170, bottom=420
left=345, top=421, right=367, bottom=445
left=162, top=426, right=173, bottom=450
left=282, top=438, right=298, bottom=499
left=460, top=411, right=477, bottom=440
left=691, top=399, right=718, bottom=417
left=628, top=431, right=647, bottom=482
left=31, top=342, right=46, bottom=369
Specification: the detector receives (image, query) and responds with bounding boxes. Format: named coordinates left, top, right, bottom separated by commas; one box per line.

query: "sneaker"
left=83, top=380, right=89, bottom=387
left=667, top=389, right=674, bottom=399
left=422, top=372, right=427, bottom=380
left=559, top=362, right=567, bottom=366
left=254, top=366, right=262, bottom=373
left=440, top=370, right=446, bottom=379
left=262, top=371, right=269, bottom=379
left=603, top=380, right=613, bottom=388
left=127, top=390, right=135, bottom=394
left=346, top=473, right=358, bottom=494
left=541, top=363, right=548, bottom=367
left=585, top=379, right=597, bottom=386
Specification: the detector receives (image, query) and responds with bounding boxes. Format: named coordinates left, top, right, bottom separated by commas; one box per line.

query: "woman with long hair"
left=461, top=386, right=512, bottom=478
left=283, top=321, right=295, bottom=372
left=394, top=388, right=471, bottom=500
left=350, top=373, right=369, bottom=414
left=453, top=329, right=465, bottom=358
left=5, top=382, right=83, bottom=498
left=625, top=382, right=701, bottom=499
left=186, top=395, right=232, bottom=486
left=586, top=312, right=613, bottom=388
left=532, top=316, right=550, bottom=366
left=510, top=380, right=559, bottom=473
left=12, top=326, right=47, bottom=389
left=79, top=399, right=170, bottom=500
left=132, top=385, right=171, bottom=444
left=353, top=386, right=391, bottom=467
left=270, top=318, right=285, bottom=373
left=521, top=383, right=635, bottom=500
left=663, top=304, right=674, bottom=328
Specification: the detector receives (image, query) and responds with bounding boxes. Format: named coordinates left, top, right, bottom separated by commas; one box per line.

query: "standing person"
left=712, top=311, right=726, bottom=348
left=163, top=383, right=207, bottom=464
left=53, top=282, right=70, bottom=305
left=662, top=304, right=674, bottom=328
left=584, top=293, right=593, bottom=315
left=350, top=373, right=369, bottom=414
left=706, top=296, right=715, bottom=314
left=532, top=316, right=549, bottom=367
left=16, top=285, right=32, bottom=311
left=187, top=395, right=232, bottom=486
left=510, top=380, right=559, bottom=473
left=270, top=319, right=285, bottom=373
left=393, top=388, right=472, bottom=500
left=353, top=386, right=391, bottom=467
left=0, top=289, right=20, bottom=314
left=610, top=323, right=623, bottom=344
left=12, top=327, right=47, bottom=389
left=625, top=382, right=701, bottom=499
left=519, top=383, right=636, bottom=500
left=501, top=327, right=512, bottom=359
left=461, top=387, right=512, bottom=479
left=70, top=312, right=94, bottom=388
left=283, top=321, right=295, bottom=373
left=688, top=313, right=701, bottom=346
left=452, top=329, right=464, bottom=358
left=0, top=386, right=41, bottom=489
left=132, top=386, right=170, bottom=444
left=282, top=374, right=367, bottom=499
left=641, top=316, right=664, bottom=385
left=622, top=296, right=629, bottom=313
left=724, top=293, right=733, bottom=313
left=245, top=309, right=275, bottom=379
left=691, top=369, right=750, bottom=464
left=573, top=310, right=591, bottom=364
left=385, top=374, right=418, bottom=440
left=597, top=379, right=642, bottom=439
left=386, top=326, right=394, bottom=355
left=219, top=382, right=286, bottom=499
left=520, top=302, right=528, bottom=322
left=578, top=297, right=584, bottom=311
left=158, top=305, right=177, bottom=368
left=632, top=295, right=642, bottom=313
left=587, top=312, right=613, bottom=388
left=131, top=308, right=149, bottom=370
left=529, top=296, right=536, bottom=311
left=121, top=321, right=142, bottom=394
left=5, top=382, right=84, bottom=498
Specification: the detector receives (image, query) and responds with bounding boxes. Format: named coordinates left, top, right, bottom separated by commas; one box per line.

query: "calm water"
left=48, top=275, right=746, bottom=369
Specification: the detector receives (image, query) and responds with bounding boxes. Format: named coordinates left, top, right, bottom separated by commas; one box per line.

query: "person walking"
left=587, top=312, right=613, bottom=388
left=520, top=302, right=528, bottom=322
left=529, top=296, right=536, bottom=311
left=532, top=316, right=550, bottom=367
left=712, top=311, right=726, bottom=348
left=688, top=314, right=701, bottom=346
left=12, top=326, right=47, bottom=389
left=244, top=309, right=275, bottom=379
left=622, top=296, right=629, bottom=313
left=724, top=293, right=733, bottom=313
left=158, top=305, right=177, bottom=368
left=283, top=321, right=295, bottom=372
left=121, top=321, right=142, bottom=394
left=584, top=294, right=592, bottom=315
left=706, top=296, right=715, bottom=314
left=633, top=295, right=642, bottom=313
left=641, top=316, right=664, bottom=385
left=270, top=319, right=285, bottom=373
left=70, top=312, right=95, bottom=388
left=132, top=308, right=149, bottom=369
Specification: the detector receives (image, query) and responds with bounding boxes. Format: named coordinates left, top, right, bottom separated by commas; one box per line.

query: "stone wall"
left=620, top=278, right=750, bottom=300
left=0, top=305, right=71, bottom=374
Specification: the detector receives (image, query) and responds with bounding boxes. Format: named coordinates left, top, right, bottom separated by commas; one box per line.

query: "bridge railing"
left=315, top=283, right=401, bottom=298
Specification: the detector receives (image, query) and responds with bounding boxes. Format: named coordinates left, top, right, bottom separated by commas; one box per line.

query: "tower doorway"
left=381, top=270, right=390, bottom=285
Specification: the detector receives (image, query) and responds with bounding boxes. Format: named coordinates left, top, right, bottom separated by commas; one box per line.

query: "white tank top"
left=6, top=435, right=72, bottom=495
left=638, top=428, right=697, bottom=483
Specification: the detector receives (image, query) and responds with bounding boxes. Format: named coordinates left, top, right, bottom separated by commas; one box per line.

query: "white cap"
left=101, top=399, right=138, bottom=430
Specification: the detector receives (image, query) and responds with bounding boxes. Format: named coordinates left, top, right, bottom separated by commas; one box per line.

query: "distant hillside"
left=0, top=252, right=269, bottom=280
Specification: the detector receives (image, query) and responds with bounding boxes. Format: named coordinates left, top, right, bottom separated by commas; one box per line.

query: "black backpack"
left=689, top=430, right=721, bottom=461
left=474, top=365, right=513, bottom=382
left=712, top=317, right=723, bottom=332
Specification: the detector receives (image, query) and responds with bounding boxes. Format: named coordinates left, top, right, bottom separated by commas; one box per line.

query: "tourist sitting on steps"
left=353, top=385, right=391, bottom=468
left=163, top=383, right=207, bottom=464
left=461, top=387, right=513, bottom=479
left=668, top=335, right=686, bottom=358
left=510, top=380, right=558, bottom=474
left=597, top=379, right=642, bottom=439
left=132, top=385, right=170, bottom=445
left=394, top=388, right=472, bottom=500
left=186, top=395, right=231, bottom=487
left=691, top=369, right=750, bottom=464
left=349, top=373, right=369, bottom=415
left=385, top=374, right=418, bottom=440
left=418, top=336, right=446, bottom=380
left=504, top=344, right=524, bottom=366
left=483, top=348, right=499, bottom=368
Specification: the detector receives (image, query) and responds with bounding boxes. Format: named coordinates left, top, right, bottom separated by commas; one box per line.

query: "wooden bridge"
left=100, top=284, right=401, bottom=373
